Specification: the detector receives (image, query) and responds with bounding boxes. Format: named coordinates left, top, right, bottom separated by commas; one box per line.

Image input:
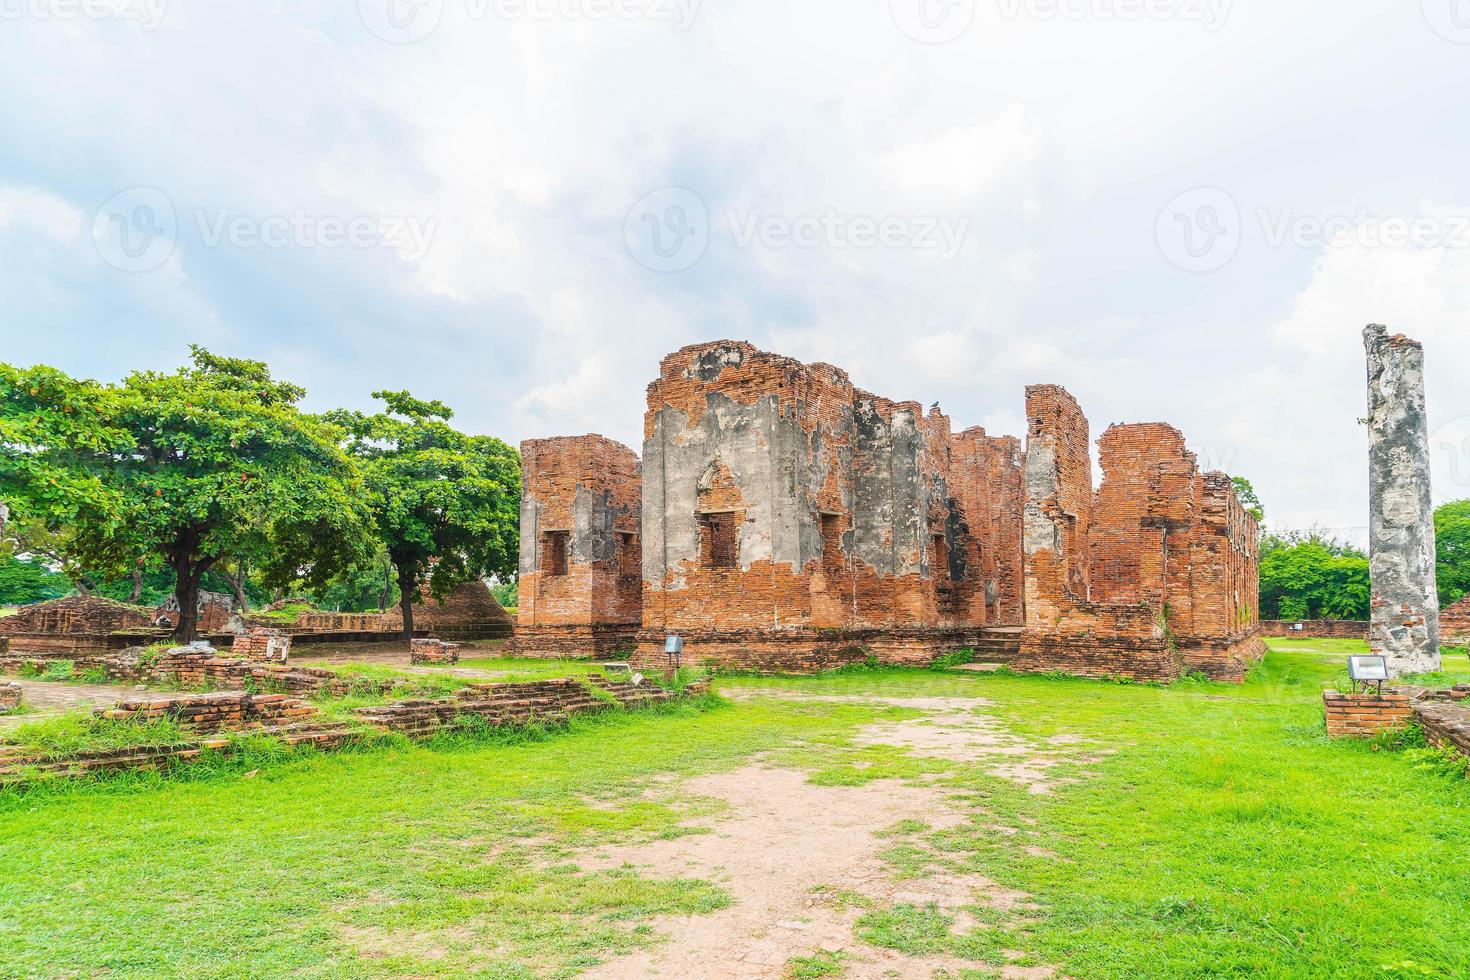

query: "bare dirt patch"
left=578, top=691, right=1076, bottom=978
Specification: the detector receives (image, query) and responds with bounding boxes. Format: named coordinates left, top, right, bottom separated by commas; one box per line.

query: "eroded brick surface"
left=512, top=435, right=642, bottom=658
left=518, top=341, right=1262, bottom=680
left=1439, top=595, right=1470, bottom=646
left=0, top=596, right=152, bottom=636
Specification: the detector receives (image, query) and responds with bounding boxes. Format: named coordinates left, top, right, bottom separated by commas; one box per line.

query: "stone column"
left=1364, top=324, right=1440, bottom=676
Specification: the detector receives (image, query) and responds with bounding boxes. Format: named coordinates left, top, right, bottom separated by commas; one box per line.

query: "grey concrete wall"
left=1364, top=323, right=1441, bottom=676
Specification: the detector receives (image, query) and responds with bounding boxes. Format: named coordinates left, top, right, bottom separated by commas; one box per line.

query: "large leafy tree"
left=1258, top=530, right=1371, bottom=621
left=330, top=391, right=519, bottom=640
left=1, top=348, right=371, bottom=641
left=1230, top=475, right=1265, bottom=525
left=1435, top=500, right=1470, bottom=608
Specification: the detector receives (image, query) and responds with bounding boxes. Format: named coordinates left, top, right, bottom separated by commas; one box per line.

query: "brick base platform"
left=1261, top=620, right=1370, bottom=640
left=1323, top=690, right=1415, bottom=737
left=410, top=639, right=461, bottom=665
left=1180, top=633, right=1270, bottom=682
left=630, top=626, right=997, bottom=674
left=102, top=691, right=318, bottom=732
left=0, top=682, right=20, bottom=713
left=507, top=624, right=640, bottom=660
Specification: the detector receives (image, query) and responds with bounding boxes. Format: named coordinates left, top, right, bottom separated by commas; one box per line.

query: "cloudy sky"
left=3, top=1, right=1469, bottom=543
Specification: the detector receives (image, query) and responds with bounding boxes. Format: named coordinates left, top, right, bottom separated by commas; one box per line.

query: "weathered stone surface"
left=1364, top=324, right=1440, bottom=675
left=512, top=434, right=642, bottom=658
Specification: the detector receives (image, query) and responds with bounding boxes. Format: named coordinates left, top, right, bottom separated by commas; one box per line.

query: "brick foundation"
left=232, top=629, right=291, bottom=663
left=0, top=682, right=20, bottom=713
left=410, top=638, right=461, bottom=665
left=1323, top=690, right=1415, bottom=737
left=1440, top=595, right=1470, bottom=646
left=510, top=624, right=639, bottom=659
left=631, top=626, right=996, bottom=674
left=1261, top=620, right=1370, bottom=640
left=102, top=691, right=318, bottom=732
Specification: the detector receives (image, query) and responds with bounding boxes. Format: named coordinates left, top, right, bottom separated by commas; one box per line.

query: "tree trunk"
left=380, top=558, right=393, bottom=613
left=127, top=564, right=144, bottom=604
left=228, top=560, right=250, bottom=613
left=173, top=556, right=202, bottom=644
left=395, top=561, right=417, bottom=642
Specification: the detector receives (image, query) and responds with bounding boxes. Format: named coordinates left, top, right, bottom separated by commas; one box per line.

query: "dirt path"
left=580, top=692, right=1070, bottom=979
left=0, top=678, right=135, bottom=729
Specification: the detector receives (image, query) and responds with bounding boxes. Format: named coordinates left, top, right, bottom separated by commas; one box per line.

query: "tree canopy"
left=0, top=348, right=371, bottom=639
left=1435, top=499, right=1470, bottom=608
left=330, top=390, right=519, bottom=638
left=1258, top=530, right=1371, bottom=621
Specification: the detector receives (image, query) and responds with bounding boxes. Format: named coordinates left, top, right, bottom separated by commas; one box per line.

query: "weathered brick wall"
left=0, top=682, right=20, bottom=713
left=410, top=638, right=461, bottom=664
left=392, top=580, right=514, bottom=641
left=1323, top=690, right=1414, bottom=737
left=1261, top=620, right=1369, bottom=639
left=513, top=434, right=642, bottom=658
left=1018, top=389, right=1264, bottom=682
left=232, top=629, right=291, bottom=663
left=635, top=340, right=1013, bottom=670
left=154, top=591, right=236, bottom=631
left=1416, top=698, right=1470, bottom=763
left=102, top=691, right=318, bottom=732
left=1440, top=595, right=1470, bottom=645
left=0, top=595, right=152, bottom=635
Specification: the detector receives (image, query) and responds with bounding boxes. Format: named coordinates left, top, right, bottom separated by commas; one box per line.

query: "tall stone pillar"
left=1364, top=324, right=1440, bottom=676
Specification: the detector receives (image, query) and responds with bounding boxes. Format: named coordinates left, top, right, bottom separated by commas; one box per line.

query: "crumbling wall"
left=0, top=595, right=152, bottom=636
left=154, top=591, right=235, bottom=632
left=633, top=341, right=1005, bottom=671
left=512, top=434, right=642, bottom=658
left=1441, top=594, right=1470, bottom=646
left=1364, top=324, right=1441, bottom=675
left=1015, top=390, right=1263, bottom=682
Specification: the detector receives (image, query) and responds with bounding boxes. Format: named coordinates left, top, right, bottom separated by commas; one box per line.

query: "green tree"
left=1435, top=500, right=1470, bottom=608
left=0, top=554, right=71, bottom=605
left=1258, top=529, right=1371, bottom=621
left=1, top=349, right=371, bottom=641
left=1230, top=475, right=1265, bottom=524
left=330, top=391, right=519, bottom=640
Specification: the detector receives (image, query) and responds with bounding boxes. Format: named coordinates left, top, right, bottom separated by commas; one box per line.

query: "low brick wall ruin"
left=232, top=629, right=291, bottom=663
left=629, top=626, right=998, bottom=674
left=101, top=691, right=318, bottom=732
left=509, top=625, right=640, bottom=660
left=410, top=639, right=461, bottom=665
left=1323, top=690, right=1415, bottom=738
left=1262, top=620, right=1369, bottom=640
left=0, top=682, right=20, bottom=713
left=1440, top=595, right=1470, bottom=646
left=0, top=675, right=692, bottom=784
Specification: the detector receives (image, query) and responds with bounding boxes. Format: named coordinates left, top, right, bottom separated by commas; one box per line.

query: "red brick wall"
left=1323, top=690, right=1414, bottom=737
left=1441, top=595, right=1470, bottom=645
left=0, top=595, right=152, bottom=635
left=1261, top=620, right=1369, bottom=639
left=514, top=435, right=641, bottom=657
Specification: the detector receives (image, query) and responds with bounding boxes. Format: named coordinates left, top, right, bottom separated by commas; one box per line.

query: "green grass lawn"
left=1, top=640, right=1468, bottom=978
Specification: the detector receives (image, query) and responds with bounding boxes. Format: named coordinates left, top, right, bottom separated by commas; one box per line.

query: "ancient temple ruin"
left=516, top=340, right=1264, bottom=681
left=1364, top=324, right=1441, bottom=676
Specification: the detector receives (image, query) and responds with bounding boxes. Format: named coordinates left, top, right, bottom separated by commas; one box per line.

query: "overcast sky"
left=3, top=1, right=1469, bottom=544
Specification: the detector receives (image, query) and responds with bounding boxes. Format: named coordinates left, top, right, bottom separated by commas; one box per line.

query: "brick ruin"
left=1440, top=595, right=1470, bottom=647
left=521, top=340, right=1263, bottom=681
left=511, top=435, right=643, bottom=658
left=1016, top=387, right=1264, bottom=682
left=154, top=590, right=236, bottom=632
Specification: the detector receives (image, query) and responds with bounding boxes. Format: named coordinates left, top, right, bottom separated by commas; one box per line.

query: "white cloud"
left=872, top=105, right=1042, bottom=205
